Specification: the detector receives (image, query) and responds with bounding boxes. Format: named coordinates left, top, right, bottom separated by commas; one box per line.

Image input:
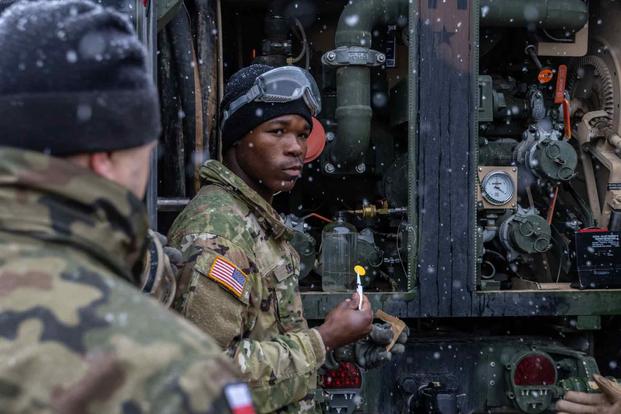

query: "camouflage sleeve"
left=0, top=250, right=251, bottom=414
left=175, top=234, right=326, bottom=413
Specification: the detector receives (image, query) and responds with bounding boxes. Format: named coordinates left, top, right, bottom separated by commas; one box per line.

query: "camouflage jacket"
left=0, top=148, right=250, bottom=414
left=168, top=160, right=326, bottom=414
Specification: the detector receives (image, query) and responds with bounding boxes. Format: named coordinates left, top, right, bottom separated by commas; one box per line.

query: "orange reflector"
left=304, top=117, right=326, bottom=163
left=538, top=68, right=555, bottom=84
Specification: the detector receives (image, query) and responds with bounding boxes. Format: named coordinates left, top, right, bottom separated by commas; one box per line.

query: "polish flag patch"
left=224, top=383, right=255, bottom=414
left=208, top=256, right=247, bottom=299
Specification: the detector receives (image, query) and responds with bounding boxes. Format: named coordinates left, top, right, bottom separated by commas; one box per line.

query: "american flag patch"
left=208, top=256, right=247, bottom=298
left=224, top=383, right=255, bottom=414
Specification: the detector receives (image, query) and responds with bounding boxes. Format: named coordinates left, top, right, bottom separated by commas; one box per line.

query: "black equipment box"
left=574, top=230, right=621, bottom=289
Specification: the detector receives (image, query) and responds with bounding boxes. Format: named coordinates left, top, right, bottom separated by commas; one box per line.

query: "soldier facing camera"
left=168, top=64, right=407, bottom=413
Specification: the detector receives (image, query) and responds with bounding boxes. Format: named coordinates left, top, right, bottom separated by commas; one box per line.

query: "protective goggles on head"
left=221, top=66, right=322, bottom=127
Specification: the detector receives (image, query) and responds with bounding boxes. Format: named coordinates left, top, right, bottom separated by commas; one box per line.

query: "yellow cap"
left=354, top=265, right=366, bottom=276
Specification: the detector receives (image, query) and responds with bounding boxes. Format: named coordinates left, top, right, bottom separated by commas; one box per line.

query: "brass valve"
left=347, top=202, right=406, bottom=219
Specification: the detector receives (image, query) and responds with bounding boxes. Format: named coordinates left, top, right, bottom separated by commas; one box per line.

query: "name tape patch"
left=208, top=256, right=247, bottom=298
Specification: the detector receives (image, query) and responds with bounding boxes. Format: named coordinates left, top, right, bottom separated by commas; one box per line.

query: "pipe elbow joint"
left=335, top=0, right=408, bottom=48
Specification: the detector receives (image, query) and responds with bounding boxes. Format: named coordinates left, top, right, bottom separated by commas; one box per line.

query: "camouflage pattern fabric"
left=168, top=160, right=326, bottom=414
left=0, top=147, right=246, bottom=414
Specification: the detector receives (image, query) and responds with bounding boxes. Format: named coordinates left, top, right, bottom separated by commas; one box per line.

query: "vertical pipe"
left=330, top=0, right=408, bottom=167
left=144, top=0, right=158, bottom=229
left=331, top=66, right=372, bottom=165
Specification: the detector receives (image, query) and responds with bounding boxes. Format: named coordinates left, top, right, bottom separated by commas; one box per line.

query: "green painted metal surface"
left=302, top=290, right=621, bottom=319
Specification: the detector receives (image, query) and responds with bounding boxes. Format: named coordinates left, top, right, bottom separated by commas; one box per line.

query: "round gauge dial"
left=481, top=171, right=514, bottom=206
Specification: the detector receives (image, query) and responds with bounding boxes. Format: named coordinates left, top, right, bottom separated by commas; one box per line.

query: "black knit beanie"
left=220, top=64, right=313, bottom=153
left=0, top=0, right=161, bottom=155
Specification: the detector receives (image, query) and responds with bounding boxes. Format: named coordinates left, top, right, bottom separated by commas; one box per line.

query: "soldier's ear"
left=88, top=152, right=116, bottom=182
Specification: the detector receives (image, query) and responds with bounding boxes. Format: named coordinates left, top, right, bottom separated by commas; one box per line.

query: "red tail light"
left=513, top=353, right=556, bottom=386
left=320, top=362, right=362, bottom=389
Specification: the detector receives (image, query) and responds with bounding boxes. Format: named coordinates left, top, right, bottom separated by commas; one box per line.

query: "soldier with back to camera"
left=0, top=1, right=254, bottom=412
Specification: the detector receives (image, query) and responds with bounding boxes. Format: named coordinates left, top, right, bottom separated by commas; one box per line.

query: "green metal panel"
left=407, top=0, right=418, bottom=296
left=302, top=290, right=621, bottom=319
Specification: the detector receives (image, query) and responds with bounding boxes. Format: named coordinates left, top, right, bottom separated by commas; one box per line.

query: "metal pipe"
left=480, top=0, right=588, bottom=30
left=330, top=0, right=408, bottom=166
left=483, top=228, right=497, bottom=243
left=144, top=0, right=158, bottom=229
left=525, top=45, right=543, bottom=69
left=332, top=66, right=371, bottom=165
left=157, top=197, right=191, bottom=211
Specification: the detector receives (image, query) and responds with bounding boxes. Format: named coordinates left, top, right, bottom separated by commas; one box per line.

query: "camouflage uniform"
left=168, top=160, right=326, bottom=414
left=0, top=147, right=249, bottom=414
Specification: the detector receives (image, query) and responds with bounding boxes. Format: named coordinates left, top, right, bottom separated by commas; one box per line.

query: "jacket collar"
left=0, top=147, right=149, bottom=283
left=199, top=160, right=292, bottom=240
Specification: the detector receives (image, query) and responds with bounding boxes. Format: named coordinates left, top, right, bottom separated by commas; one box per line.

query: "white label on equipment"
left=592, top=234, right=620, bottom=248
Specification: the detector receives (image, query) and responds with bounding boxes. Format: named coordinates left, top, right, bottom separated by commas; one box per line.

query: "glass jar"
left=321, top=213, right=357, bottom=292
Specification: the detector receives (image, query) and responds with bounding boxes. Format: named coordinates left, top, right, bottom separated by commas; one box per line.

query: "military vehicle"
left=117, top=0, right=621, bottom=412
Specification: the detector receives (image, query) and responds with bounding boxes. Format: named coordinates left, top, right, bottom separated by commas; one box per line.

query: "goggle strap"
left=223, top=85, right=261, bottom=122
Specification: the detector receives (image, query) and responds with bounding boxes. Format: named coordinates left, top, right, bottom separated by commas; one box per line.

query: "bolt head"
left=377, top=53, right=386, bottom=63
left=326, top=52, right=336, bottom=61
left=326, top=131, right=335, bottom=142
left=355, top=163, right=366, bottom=173
left=324, top=163, right=335, bottom=173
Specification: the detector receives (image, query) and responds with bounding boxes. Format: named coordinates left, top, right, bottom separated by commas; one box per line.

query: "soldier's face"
left=235, top=114, right=310, bottom=198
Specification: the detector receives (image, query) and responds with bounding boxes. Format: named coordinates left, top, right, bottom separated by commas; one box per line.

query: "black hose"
left=192, top=0, right=218, bottom=160
left=168, top=5, right=197, bottom=191
left=157, top=30, right=186, bottom=197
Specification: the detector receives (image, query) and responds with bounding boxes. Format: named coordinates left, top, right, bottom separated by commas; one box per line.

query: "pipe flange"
left=322, top=46, right=386, bottom=67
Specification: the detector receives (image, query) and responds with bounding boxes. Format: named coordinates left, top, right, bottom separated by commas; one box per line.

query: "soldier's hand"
left=556, top=375, right=621, bottom=414
left=368, top=322, right=409, bottom=357
left=328, top=323, right=409, bottom=370
left=140, top=230, right=179, bottom=307
left=317, top=293, right=373, bottom=351
left=152, top=232, right=183, bottom=274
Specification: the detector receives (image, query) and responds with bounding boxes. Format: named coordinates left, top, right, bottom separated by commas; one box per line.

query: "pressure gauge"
left=481, top=170, right=514, bottom=206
